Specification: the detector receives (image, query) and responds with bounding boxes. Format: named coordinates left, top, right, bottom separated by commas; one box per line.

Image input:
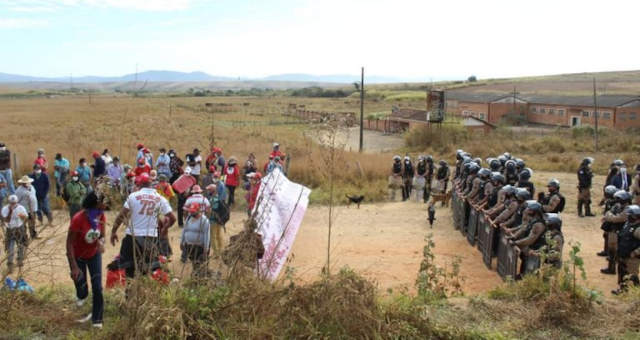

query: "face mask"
left=0, top=147, right=5, bottom=151
left=169, top=153, right=175, bottom=157
left=160, top=153, right=165, bottom=156
left=82, top=163, right=87, bottom=167
left=72, top=176, right=79, bottom=181
left=35, top=170, right=42, bottom=175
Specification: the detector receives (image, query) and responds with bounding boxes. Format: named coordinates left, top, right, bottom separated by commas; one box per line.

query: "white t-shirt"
left=123, top=187, right=172, bottom=237
left=192, top=155, right=202, bottom=174
left=185, top=194, right=211, bottom=213
left=1, top=204, right=28, bottom=229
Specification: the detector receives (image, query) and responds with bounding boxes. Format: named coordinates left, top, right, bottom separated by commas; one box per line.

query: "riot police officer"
left=577, top=157, right=595, bottom=217
left=612, top=204, right=640, bottom=295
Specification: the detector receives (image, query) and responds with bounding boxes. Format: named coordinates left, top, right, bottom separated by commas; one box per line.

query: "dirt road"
left=307, top=127, right=404, bottom=153
left=9, top=171, right=618, bottom=296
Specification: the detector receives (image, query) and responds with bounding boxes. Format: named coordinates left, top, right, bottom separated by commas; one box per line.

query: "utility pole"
left=359, top=67, right=364, bottom=153
left=593, top=77, right=599, bottom=152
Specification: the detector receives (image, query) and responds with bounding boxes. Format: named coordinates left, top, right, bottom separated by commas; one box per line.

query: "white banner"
left=253, top=168, right=311, bottom=281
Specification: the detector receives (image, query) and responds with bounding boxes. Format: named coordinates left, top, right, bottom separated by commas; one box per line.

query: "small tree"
left=467, top=75, right=477, bottom=82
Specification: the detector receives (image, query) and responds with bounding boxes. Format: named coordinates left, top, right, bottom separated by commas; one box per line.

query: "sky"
left=1, top=0, right=639, bottom=80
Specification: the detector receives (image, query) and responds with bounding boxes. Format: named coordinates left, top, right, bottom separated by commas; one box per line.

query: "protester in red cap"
left=180, top=202, right=210, bottom=278
left=201, top=165, right=217, bottom=189
left=180, top=185, right=211, bottom=263
left=34, top=148, right=48, bottom=173
left=224, top=157, right=240, bottom=206
left=92, top=151, right=106, bottom=182
left=143, top=148, right=154, bottom=169
left=205, top=147, right=218, bottom=171
left=269, top=142, right=284, bottom=160
left=247, top=172, right=262, bottom=215
left=134, top=157, right=151, bottom=177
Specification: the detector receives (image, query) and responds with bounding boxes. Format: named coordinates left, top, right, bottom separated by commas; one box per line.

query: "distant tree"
left=467, top=75, right=477, bottom=82
left=353, top=82, right=360, bottom=92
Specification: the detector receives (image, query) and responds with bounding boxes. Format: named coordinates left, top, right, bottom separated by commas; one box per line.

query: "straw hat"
left=17, top=175, right=34, bottom=184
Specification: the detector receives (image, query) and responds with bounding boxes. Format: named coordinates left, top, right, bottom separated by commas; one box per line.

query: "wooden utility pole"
left=593, top=77, right=599, bottom=152
left=359, top=67, right=364, bottom=153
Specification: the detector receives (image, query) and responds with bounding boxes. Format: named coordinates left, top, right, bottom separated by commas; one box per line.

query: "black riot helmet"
left=491, top=172, right=505, bottom=184
left=498, top=155, right=507, bottom=167
left=505, top=160, right=516, bottom=171
left=489, top=158, right=501, bottom=171
left=614, top=190, right=632, bottom=204
left=426, top=155, right=433, bottom=163
left=478, top=168, right=491, bottom=179
left=468, top=163, right=480, bottom=174
left=515, top=158, right=525, bottom=170
left=439, top=160, right=448, bottom=167
left=518, top=168, right=532, bottom=181
left=604, top=185, right=618, bottom=198
left=625, top=205, right=640, bottom=221
left=547, top=179, right=560, bottom=191
left=516, top=188, right=531, bottom=201
left=581, top=157, right=594, bottom=167
left=525, top=200, right=543, bottom=214
left=502, top=185, right=516, bottom=197
left=544, top=213, right=563, bottom=231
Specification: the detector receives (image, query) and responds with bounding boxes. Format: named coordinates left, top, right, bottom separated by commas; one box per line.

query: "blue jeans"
left=73, top=253, right=103, bottom=324
left=0, top=169, right=15, bottom=194
left=36, top=196, right=51, bottom=221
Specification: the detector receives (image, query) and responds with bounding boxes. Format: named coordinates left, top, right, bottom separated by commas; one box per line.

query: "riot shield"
left=497, top=232, right=519, bottom=280
left=466, top=207, right=478, bottom=246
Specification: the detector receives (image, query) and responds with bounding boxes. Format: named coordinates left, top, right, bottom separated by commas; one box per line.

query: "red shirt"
left=249, top=182, right=261, bottom=211
left=70, top=210, right=106, bottom=260
left=224, top=165, right=240, bottom=187
left=134, top=164, right=151, bottom=176
left=34, top=157, right=48, bottom=172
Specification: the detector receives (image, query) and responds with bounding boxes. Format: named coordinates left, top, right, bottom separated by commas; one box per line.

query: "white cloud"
left=6, top=0, right=194, bottom=12
left=0, top=18, right=48, bottom=28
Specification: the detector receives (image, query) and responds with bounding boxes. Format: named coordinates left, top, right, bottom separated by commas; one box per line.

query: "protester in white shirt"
left=15, top=175, right=38, bottom=239
left=1, top=195, right=29, bottom=274
left=110, top=173, right=176, bottom=279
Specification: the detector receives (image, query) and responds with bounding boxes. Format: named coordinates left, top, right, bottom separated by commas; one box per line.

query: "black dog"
left=346, top=195, right=365, bottom=209
left=428, top=204, right=436, bottom=228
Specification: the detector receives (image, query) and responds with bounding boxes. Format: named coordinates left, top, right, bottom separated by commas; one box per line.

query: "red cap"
left=209, top=165, right=216, bottom=173
left=135, top=173, right=151, bottom=186
left=92, top=151, right=100, bottom=158
left=184, top=202, right=200, bottom=213
left=143, top=148, right=150, bottom=153
left=213, top=147, right=222, bottom=153
left=136, top=143, right=144, bottom=149
left=137, top=158, right=145, bottom=165
left=252, top=172, right=263, bottom=180
left=70, top=170, right=79, bottom=176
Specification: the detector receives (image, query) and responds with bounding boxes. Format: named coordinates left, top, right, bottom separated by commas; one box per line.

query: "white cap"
left=273, top=142, right=279, bottom=147
left=184, top=166, right=192, bottom=175
left=8, top=195, right=18, bottom=203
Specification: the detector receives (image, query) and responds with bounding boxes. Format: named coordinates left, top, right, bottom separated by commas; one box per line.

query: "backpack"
left=214, top=200, right=230, bottom=225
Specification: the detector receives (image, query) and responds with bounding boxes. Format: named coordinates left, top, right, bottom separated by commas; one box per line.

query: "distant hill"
left=0, top=70, right=425, bottom=84
left=0, top=70, right=233, bottom=83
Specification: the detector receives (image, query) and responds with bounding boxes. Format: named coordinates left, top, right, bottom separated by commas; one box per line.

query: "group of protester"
left=449, top=149, right=640, bottom=295
left=388, top=155, right=450, bottom=202
left=0, top=141, right=286, bottom=329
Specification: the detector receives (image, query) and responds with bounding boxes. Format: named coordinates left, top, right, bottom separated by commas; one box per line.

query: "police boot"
left=577, top=200, right=584, bottom=217
left=600, top=257, right=616, bottom=275
left=597, top=233, right=609, bottom=256
left=585, top=201, right=595, bottom=217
